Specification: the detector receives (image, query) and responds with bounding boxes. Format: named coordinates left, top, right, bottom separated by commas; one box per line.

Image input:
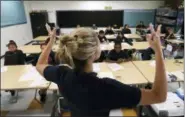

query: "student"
left=98, top=30, right=107, bottom=43
left=122, top=24, right=131, bottom=34
left=105, top=26, right=115, bottom=35
left=4, top=40, right=25, bottom=98
left=115, top=33, right=124, bottom=43
left=106, top=42, right=129, bottom=63
left=164, top=27, right=176, bottom=39
left=36, top=27, right=167, bottom=117
left=92, top=24, right=97, bottom=30
left=33, top=38, right=56, bottom=103
left=136, top=21, right=146, bottom=29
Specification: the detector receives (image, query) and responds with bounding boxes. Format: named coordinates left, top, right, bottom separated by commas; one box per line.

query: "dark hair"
left=7, top=40, right=17, bottom=48
left=124, top=24, right=128, bottom=28
left=114, top=41, right=122, bottom=47
left=99, top=30, right=104, bottom=34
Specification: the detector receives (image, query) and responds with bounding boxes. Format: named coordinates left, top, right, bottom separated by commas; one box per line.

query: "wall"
left=1, top=1, right=33, bottom=56
left=27, top=1, right=164, bottom=34
left=1, top=1, right=33, bottom=66
left=28, top=1, right=164, bottom=24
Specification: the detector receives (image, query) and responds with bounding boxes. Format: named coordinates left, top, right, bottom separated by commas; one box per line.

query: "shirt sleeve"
left=92, top=78, right=141, bottom=110
left=43, top=65, right=70, bottom=84
left=43, top=66, right=61, bottom=84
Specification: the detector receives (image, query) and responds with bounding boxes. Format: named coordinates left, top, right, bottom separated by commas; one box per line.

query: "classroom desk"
left=96, top=62, right=148, bottom=85
left=167, top=39, right=184, bottom=44
left=132, top=59, right=184, bottom=83
left=1, top=65, right=50, bottom=90
left=105, top=34, right=117, bottom=40
left=34, top=36, right=49, bottom=41
left=19, top=45, right=41, bottom=54
left=124, top=34, right=142, bottom=39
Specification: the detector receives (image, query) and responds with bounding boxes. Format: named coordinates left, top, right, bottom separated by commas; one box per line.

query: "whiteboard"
left=1, top=1, right=27, bottom=27
left=124, top=9, right=155, bottom=27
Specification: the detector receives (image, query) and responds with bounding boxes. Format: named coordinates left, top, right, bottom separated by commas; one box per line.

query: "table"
left=34, top=36, right=49, bottom=41
left=96, top=62, right=148, bottom=85
left=105, top=34, right=117, bottom=40
left=132, top=59, right=184, bottom=83
left=1, top=65, right=50, bottom=102
left=1, top=65, right=50, bottom=90
left=19, top=45, right=41, bottom=54
left=167, top=39, right=184, bottom=44
left=124, top=34, right=142, bottom=39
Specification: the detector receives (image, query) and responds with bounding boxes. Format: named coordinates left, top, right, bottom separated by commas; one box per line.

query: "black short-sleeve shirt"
left=107, top=49, right=128, bottom=61
left=44, top=65, right=141, bottom=117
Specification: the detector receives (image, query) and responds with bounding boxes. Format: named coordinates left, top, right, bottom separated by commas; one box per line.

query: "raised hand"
left=146, top=24, right=162, bottom=52
left=45, top=23, right=56, bottom=41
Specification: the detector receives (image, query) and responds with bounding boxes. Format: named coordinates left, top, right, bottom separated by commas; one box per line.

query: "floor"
left=1, top=82, right=183, bottom=117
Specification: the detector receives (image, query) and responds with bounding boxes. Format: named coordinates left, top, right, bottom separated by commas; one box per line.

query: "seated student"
left=92, top=24, right=97, bottom=30
left=36, top=27, right=167, bottom=117
left=32, top=38, right=56, bottom=103
left=164, top=27, right=176, bottom=39
left=115, top=33, right=124, bottom=43
left=122, top=24, right=131, bottom=34
left=4, top=40, right=25, bottom=98
left=105, top=26, right=115, bottom=35
left=98, top=30, right=107, bottom=43
left=113, top=24, right=119, bottom=29
left=106, top=42, right=129, bottom=63
left=136, top=21, right=146, bottom=29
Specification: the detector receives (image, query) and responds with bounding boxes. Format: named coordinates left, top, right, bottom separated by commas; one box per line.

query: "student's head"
left=55, top=28, right=100, bottom=71
left=7, top=40, right=17, bottom=52
left=99, top=30, right=105, bottom=37
left=117, top=33, right=122, bottom=38
left=167, top=27, right=173, bottom=34
left=114, top=42, right=122, bottom=53
left=124, top=24, right=129, bottom=29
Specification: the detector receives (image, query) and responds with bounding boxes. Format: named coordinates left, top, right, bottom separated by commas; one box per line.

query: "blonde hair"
left=55, top=28, right=99, bottom=68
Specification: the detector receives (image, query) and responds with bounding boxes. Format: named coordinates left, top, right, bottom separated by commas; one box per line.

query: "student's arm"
left=4, top=52, right=8, bottom=65
left=36, top=28, right=56, bottom=75
left=140, top=25, right=167, bottom=105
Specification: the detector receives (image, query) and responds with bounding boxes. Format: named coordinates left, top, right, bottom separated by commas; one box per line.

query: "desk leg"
left=178, top=82, right=181, bottom=87
left=34, top=89, right=41, bottom=104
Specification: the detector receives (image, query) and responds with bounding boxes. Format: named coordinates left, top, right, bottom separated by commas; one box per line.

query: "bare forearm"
left=37, top=39, right=54, bottom=65
left=152, top=47, right=167, bottom=101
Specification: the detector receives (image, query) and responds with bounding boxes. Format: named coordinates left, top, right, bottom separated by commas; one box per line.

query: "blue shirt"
left=44, top=65, right=141, bottom=117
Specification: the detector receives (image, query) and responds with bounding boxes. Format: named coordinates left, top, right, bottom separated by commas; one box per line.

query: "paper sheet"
left=170, top=70, right=184, bottom=81
left=100, top=44, right=107, bottom=50
left=18, top=67, right=44, bottom=82
left=108, top=63, right=123, bottom=71
left=166, top=44, right=173, bottom=52
left=1, top=66, right=7, bottom=73
left=151, top=92, right=184, bottom=116
left=149, top=60, right=156, bottom=67
left=29, top=78, right=48, bottom=87
left=109, top=109, right=123, bottom=116
left=98, top=72, right=115, bottom=79
left=93, top=63, right=100, bottom=72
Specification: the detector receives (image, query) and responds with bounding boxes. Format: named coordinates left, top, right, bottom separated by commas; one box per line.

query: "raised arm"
left=140, top=25, right=167, bottom=105
left=36, top=27, right=56, bottom=75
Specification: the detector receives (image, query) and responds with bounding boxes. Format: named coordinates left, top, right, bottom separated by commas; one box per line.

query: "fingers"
left=156, top=25, right=162, bottom=34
